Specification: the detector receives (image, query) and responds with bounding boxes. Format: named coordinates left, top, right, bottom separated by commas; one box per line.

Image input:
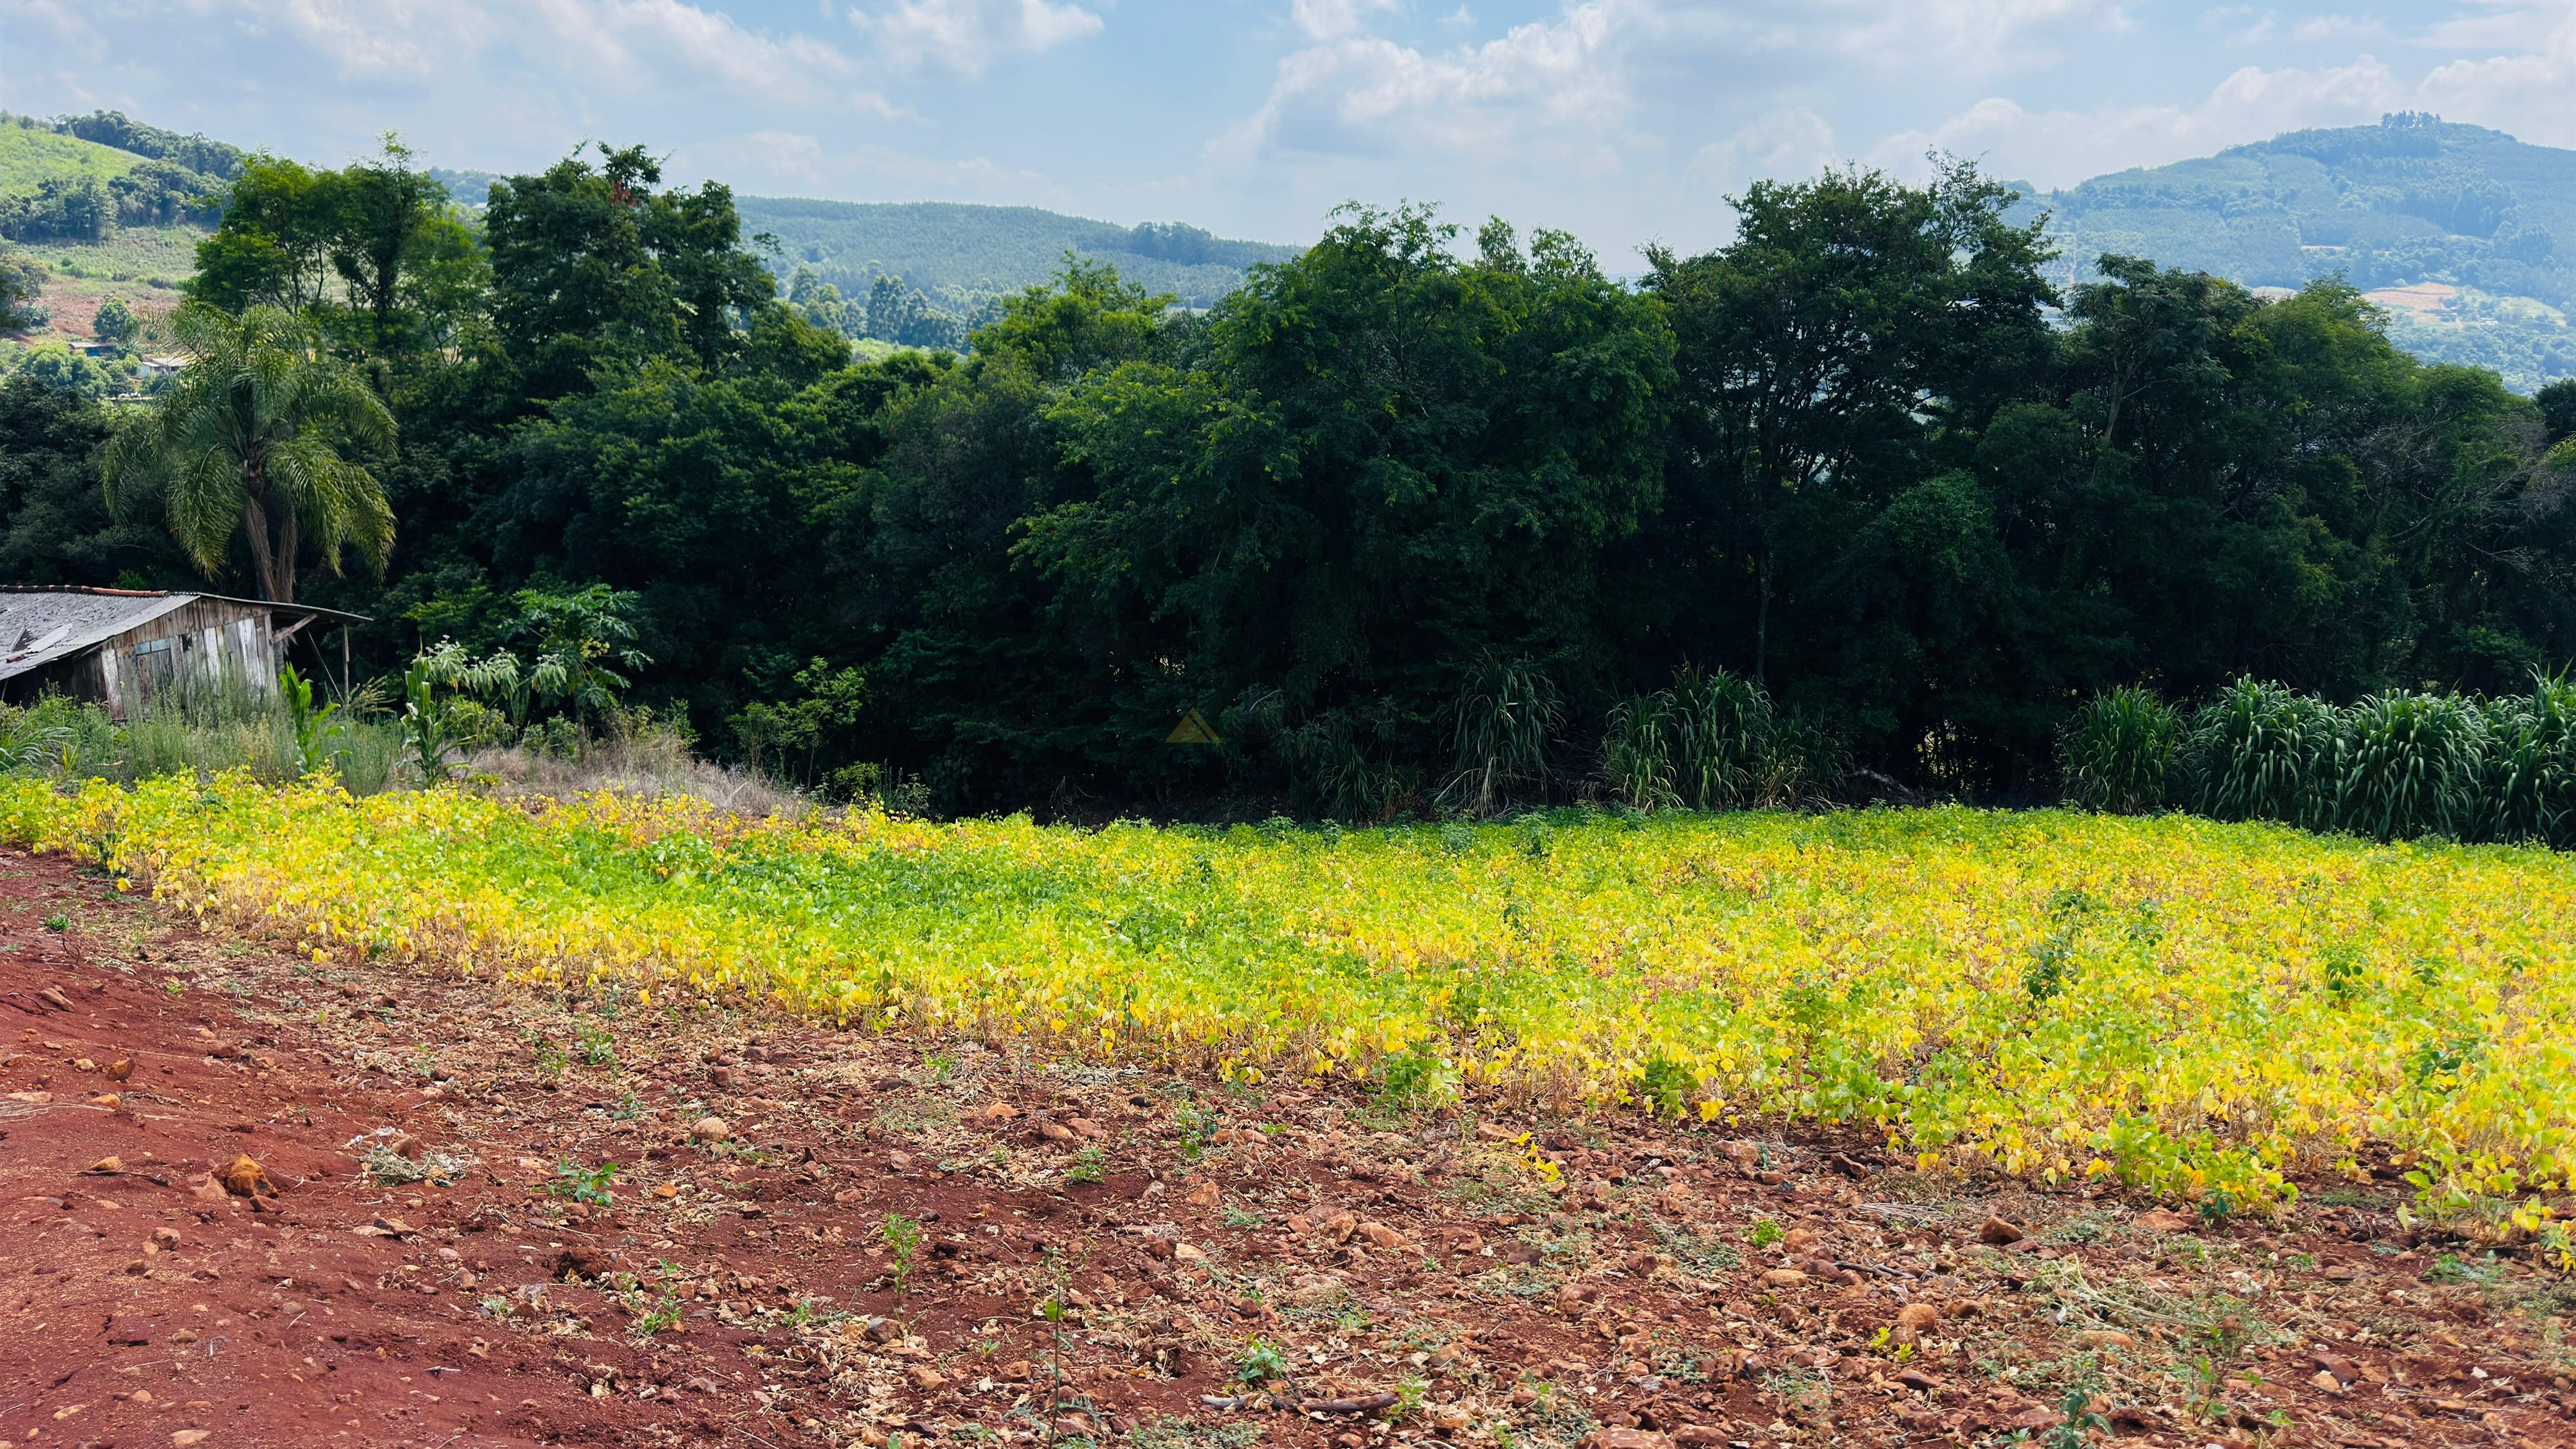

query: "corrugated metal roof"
left=0, top=588, right=371, bottom=684
left=0, top=591, right=198, bottom=682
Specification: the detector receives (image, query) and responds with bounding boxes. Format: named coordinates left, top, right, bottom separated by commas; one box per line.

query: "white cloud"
left=856, top=0, right=1104, bottom=76
left=1289, top=0, right=1400, bottom=42
left=1221, top=1, right=1659, bottom=162
left=87, top=0, right=867, bottom=101
left=1219, top=0, right=2138, bottom=167
left=1837, top=0, right=2130, bottom=74
left=2414, top=1, right=2576, bottom=147
left=1875, top=56, right=2403, bottom=187
left=1688, top=107, right=1840, bottom=189
left=531, top=0, right=859, bottom=102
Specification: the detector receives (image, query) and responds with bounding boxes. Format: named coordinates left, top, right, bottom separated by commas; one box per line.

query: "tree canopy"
left=7, top=140, right=2572, bottom=816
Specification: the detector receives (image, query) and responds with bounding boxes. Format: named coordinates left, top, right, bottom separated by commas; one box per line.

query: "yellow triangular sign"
left=1165, top=708, right=1222, bottom=746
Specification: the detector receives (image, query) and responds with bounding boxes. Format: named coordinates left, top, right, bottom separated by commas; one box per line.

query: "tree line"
left=6, top=139, right=2576, bottom=818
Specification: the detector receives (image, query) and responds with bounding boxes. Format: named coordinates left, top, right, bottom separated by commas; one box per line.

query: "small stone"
left=1183, top=1178, right=1220, bottom=1208
left=1977, top=1216, right=2024, bottom=1245
left=172, top=1432, right=212, bottom=1447
left=2074, top=1329, right=2133, bottom=1350
left=1583, top=1429, right=1674, bottom=1449
left=106, top=1059, right=133, bottom=1082
left=1759, top=1268, right=1809, bottom=1289
left=905, top=1365, right=947, bottom=1391
left=152, top=1227, right=181, bottom=1249
left=653, top=1183, right=679, bottom=1199
left=1895, top=1302, right=1938, bottom=1331
left=2134, top=1209, right=2194, bottom=1233
left=1357, top=1220, right=1408, bottom=1250
left=218, top=1154, right=268, bottom=1198
left=690, top=1116, right=729, bottom=1142
left=89, top=1155, right=124, bottom=1174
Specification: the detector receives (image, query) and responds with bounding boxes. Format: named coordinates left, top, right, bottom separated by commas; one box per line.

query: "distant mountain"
left=740, top=198, right=1303, bottom=313
left=2014, top=112, right=2576, bottom=391
left=432, top=169, right=1301, bottom=316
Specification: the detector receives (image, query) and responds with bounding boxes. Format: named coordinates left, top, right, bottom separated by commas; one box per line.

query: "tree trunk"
left=275, top=510, right=299, bottom=606
left=242, top=495, right=281, bottom=603
left=240, top=494, right=295, bottom=603
left=1754, top=545, right=1772, bottom=685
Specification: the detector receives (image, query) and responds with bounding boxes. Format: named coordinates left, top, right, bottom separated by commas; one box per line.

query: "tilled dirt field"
left=1, top=845, right=2571, bottom=1449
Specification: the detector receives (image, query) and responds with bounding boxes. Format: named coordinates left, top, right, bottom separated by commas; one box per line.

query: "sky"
left=6, top=0, right=2576, bottom=262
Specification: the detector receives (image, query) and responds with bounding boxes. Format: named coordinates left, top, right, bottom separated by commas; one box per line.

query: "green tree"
left=512, top=584, right=650, bottom=722
left=0, top=373, right=194, bottom=587
left=190, top=141, right=479, bottom=360
left=189, top=157, right=344, bottom=313
left=10, top=344, right=130, bottom=400
left=1015, top=211, right=1674, bottom=804
left=482, top=143, right=775, bottom=402
left=91, top=296, right=137, bottom=347
left=101, top=304, right=396, bottom=603
left=0, top=249, right=41, bottom=333
left=1644, top=161, right=2056, bottom=682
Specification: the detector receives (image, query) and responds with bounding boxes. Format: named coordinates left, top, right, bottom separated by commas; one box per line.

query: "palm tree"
left=102, top=303, right=395, bottom=604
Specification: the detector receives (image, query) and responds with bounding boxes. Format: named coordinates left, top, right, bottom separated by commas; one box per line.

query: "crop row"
left=4, top=773, right=2570, bottom=1222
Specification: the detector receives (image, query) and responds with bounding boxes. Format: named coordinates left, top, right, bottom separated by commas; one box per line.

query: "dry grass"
left=465, top=727, right=813, bottom=817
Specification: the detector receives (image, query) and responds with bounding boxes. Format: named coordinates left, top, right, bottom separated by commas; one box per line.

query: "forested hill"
left=2014, top=112, right=2576, bottom=390
left=1, top=111, right=242, bottom=240
left=738, top=198, right=1303, bottom=311
left=430, top=169, right=1300, bottom=311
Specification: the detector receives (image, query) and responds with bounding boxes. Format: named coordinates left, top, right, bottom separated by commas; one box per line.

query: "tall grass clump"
left=2071, top=669, right=2576, bottom=847
left=2470, top=672, right=2576, bottom=845
left=0, top=678, right=401, bottom=793
left=1442, top=652, right=1562, bottom=817
left=2177, top=677, right=2333, bottom=827
left=2057, top=685, right=2178, bottom=814
left=1599, top=664, right=1827, bottom=811
left=2331, top=689, right=2487, bottom=843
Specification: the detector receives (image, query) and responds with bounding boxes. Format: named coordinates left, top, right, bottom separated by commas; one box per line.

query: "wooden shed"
left=0, top=587, right=363, bottom=721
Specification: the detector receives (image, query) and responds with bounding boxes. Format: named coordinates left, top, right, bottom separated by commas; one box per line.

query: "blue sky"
left=6, top=1, right=2574, bottom=262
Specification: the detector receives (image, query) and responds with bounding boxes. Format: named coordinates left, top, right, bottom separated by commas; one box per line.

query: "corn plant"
left=0, top=711, right=73, bottom=775
left=280, top=663, right=346, bottom=778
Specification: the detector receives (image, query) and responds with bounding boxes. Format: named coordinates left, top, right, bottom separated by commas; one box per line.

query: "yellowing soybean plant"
left=7, top=773, right=2572, bottom=1220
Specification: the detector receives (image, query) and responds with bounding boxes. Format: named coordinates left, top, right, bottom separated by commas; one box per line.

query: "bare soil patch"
left=1, top=846, right=2569, bottom=1449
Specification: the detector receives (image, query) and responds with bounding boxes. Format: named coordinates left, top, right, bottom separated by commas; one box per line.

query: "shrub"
left=2058, top=685, right=2179, bottom=814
